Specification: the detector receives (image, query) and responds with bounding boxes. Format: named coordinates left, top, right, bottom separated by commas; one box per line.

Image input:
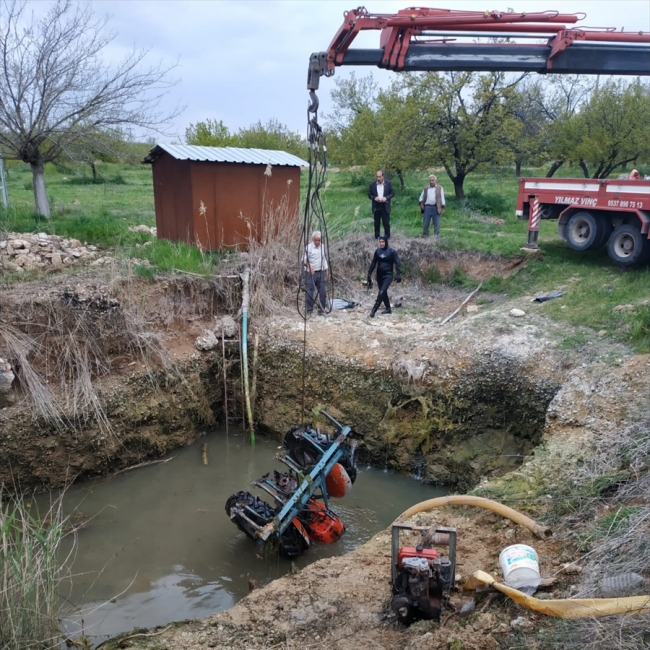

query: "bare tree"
left=0, top=0, right=179, bottom=217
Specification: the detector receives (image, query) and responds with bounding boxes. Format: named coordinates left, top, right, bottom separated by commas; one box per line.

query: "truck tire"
left=607, top=225, right=650, bottom=267
left=593, top=215, right=613, bottom=249
left=566, top=211, right=601, bottom=251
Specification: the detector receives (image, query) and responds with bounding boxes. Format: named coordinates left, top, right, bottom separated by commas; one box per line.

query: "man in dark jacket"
left=368, top=170, right=395, bottom=239
left=367, top=235, right=401, bottom=317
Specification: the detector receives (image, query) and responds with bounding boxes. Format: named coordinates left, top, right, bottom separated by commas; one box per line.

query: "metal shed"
left=143, top=143, right=307, bottom=251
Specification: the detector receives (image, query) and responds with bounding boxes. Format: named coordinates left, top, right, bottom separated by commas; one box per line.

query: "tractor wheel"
left=566, top=211, right=601, bottom=251
left=607, top=225, right=650, bottom=267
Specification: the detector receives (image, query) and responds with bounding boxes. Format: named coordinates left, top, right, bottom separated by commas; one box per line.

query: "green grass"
left=2, top=160, right=650, bottom=350
left=0, top=494, right=69, bottom=650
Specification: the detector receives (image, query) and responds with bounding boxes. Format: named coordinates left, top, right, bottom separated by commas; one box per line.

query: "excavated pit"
left=0, top=272, right=560, bottom=494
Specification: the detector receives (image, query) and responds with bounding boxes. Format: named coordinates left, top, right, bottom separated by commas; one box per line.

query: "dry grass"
left=0, top=281, right=173, bottom=437
left=535, top=410, right=650, bottom=650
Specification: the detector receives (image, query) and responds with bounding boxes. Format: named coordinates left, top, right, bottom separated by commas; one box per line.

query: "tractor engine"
left=390, top=524, right=457, bottom=625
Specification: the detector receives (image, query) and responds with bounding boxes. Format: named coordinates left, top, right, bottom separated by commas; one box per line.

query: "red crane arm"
left=307, top=6, right=650, bottom=91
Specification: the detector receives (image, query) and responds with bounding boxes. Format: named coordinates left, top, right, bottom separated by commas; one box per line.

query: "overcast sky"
left=28, top=1, right=650, bottom=142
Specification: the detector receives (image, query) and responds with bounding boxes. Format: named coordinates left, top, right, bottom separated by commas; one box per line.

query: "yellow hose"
left=395, top=495, right=552, bottom=539
left=473, top=570, right=650, bottom=619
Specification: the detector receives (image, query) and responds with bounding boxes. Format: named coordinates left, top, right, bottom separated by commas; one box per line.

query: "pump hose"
left=395, top=495, right=552, bottom=539
left=473, top=570, right=650, bottom=619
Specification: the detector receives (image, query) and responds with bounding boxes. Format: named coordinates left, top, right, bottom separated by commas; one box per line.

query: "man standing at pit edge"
left=303, top=230, right=329, bottom=316
left=367, top=234, right=401, bottom=318
left=419, top=174, right=446, bottom=239
left=368, top=170, right=394, bottom=239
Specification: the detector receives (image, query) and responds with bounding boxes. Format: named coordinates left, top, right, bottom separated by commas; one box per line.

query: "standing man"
left=368, top=170, right=394, bottom=239
left=303, top=231, right=329, bottom=316
left=367, top=234, right=401, bottom=318
left=419, top=175, right=445, bottom=238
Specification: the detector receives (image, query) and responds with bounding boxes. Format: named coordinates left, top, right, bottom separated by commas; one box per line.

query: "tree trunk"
left=579, top=159, right=589, bottom=178
left=452, top=174, right=466, bottom=200
left=546, top=160, right=564, bottom=178
left=30, top=161, right=51, bottom=218
left=394, top=168, right=405, bottom=190
left=90, top=161, right=98, bottom=183
left=515, top=159, right=522, bottom=177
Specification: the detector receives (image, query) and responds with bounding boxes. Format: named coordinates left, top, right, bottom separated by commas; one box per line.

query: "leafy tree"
left=185, top=119, right=232, bottom=147
left=560, top=80, right=650, bottom=178
left=185, top=118, right=307, bottom=159
left=326, top=72, right=378, bottom=133
left=540, top=75, right=597, bottom=177
left=0, top=0, right=178, bottom=217
left=234, top=119, right=307, bottom=158
left=387, top=72, right=523, bottom=199
left=59, top=127, right=143, bottom=181
left=509, top=77, right=550, bottom=176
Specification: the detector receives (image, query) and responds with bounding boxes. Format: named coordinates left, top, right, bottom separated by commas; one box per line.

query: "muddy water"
left=51, top=429, right=446, bottom=645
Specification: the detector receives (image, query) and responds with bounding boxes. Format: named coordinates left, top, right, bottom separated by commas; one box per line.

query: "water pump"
left=390, top=523, right=457, bottom=624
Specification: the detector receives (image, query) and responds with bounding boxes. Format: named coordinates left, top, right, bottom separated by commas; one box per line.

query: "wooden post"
left=222, top=321, right=228, bottom=437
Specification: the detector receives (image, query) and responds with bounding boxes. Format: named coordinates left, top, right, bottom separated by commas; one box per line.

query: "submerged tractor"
left=225, top=411, right=360, bottom=558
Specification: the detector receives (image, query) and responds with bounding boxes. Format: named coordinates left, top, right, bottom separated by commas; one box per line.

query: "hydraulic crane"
left=307, top=6, right=650, bottom=106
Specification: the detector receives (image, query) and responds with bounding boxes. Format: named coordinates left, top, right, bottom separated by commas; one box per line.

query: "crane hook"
left=308, top=89, right=319, bottom=115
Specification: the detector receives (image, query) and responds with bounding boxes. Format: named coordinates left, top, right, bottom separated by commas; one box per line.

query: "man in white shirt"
left=303, top=231, right=329, bottom=315
left=418, top=175, right=446, bottom=238
left=368, top=170, right=395, bottom=239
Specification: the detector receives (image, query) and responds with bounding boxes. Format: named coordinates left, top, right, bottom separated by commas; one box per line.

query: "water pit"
left=48, top=428, right=446, bottom=645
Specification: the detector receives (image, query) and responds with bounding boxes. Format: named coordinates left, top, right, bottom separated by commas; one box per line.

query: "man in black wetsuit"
left=367, top=234, right=401, bottom=318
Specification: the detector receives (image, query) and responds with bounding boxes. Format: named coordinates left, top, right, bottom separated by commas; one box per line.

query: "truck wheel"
left=593, top=215, right=612, bottom=249
left=607, top=225, right=650, bottom=267
left=566, top=211, right=601, bottom=251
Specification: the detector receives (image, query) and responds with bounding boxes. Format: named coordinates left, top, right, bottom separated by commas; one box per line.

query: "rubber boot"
left=370, top=296, right=382, bottom=318
left=381, top=296, right=391, bottom=315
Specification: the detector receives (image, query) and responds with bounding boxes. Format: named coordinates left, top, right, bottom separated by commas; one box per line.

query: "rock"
left=510, top=616, right=534, bottom=631
left=613, top=304, right=635, bottom=313
left=215, top=315, right=238, bottom=339
left=51, top=253, right=63, bottom=267
left=466, top=305, right=479, bottom=313
left=458, top=600, right=475, bottom=617
left=196, top=330, right=219, bottom=351
left=509, top=308, right=526, bottom=318
left=0, top=359, right=15, bottom=395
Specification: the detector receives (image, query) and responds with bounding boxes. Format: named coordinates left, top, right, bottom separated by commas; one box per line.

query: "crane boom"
left=307, top=6, right=650, bottom=90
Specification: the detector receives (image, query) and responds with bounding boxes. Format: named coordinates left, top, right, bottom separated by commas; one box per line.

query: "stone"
left=51, top=253, right=63, bottom=267
left=196, top=330, right=219, bottom=351
left=0, top=359, right=14, bottom=395
left=509, top=308, right=526, bottom=318
left=510, top=616, right=534, bottom=631
left=466, top=305, right=479, bottom=313
left=215, top=315, right=238, bottom=339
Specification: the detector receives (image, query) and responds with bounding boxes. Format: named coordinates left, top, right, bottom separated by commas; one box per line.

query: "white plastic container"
left=499, top=544, right=541, bottom=594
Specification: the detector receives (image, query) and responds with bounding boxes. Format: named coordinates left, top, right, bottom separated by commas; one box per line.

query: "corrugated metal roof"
left=143, top=143, right=308, bottom=167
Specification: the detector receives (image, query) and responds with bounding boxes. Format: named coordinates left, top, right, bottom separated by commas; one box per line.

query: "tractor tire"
left=566, top=211, right=601, bottom=251
left=607, top=225, right=650, bottom=267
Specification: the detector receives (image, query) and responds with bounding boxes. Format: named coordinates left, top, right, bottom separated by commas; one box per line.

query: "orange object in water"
left=301, top=499, right=344, bottom=544
left=325, top=463, right=352, bottom=498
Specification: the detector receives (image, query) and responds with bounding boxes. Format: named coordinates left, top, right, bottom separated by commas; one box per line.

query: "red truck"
left=516, top=177, right=650, bottom=266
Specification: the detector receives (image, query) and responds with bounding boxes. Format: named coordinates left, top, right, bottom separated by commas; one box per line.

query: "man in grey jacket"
left=418, top=175, right=446, bottom=238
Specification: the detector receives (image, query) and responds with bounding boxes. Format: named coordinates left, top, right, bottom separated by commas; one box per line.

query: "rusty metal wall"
left=151, top=154, right=301, bottom=250
left=151, top=156, right=193, bottom=243
left=189, top=162, right=300, bottom=250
